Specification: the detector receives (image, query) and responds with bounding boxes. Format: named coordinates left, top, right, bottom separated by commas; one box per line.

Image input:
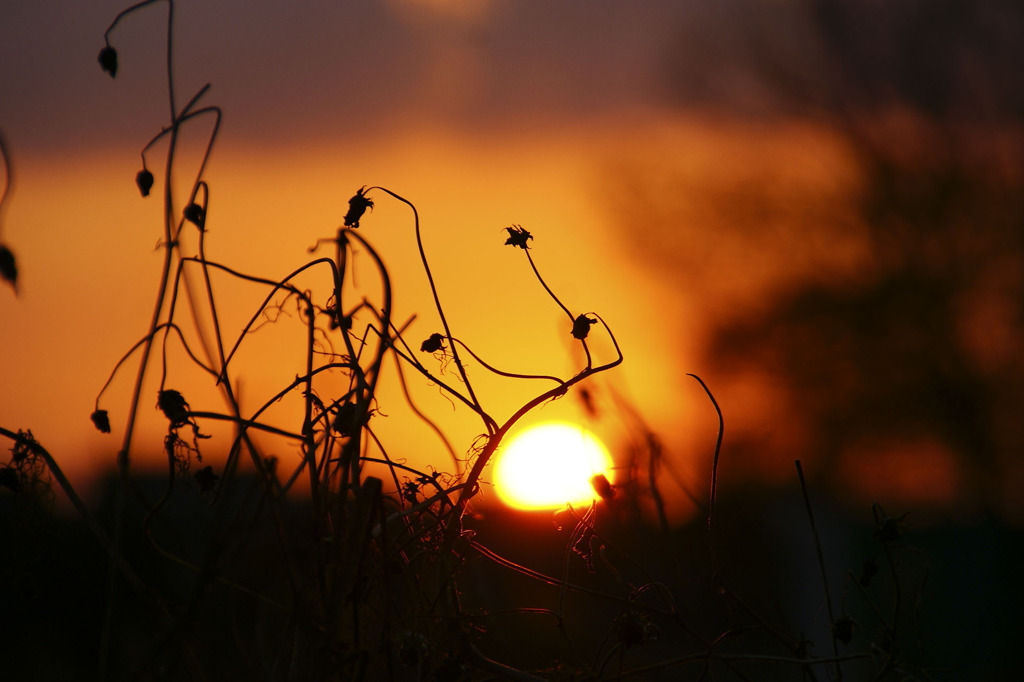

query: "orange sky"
left=0, top=1, right=704, bottom=511
left=3, top=0, right=1015, bottom=521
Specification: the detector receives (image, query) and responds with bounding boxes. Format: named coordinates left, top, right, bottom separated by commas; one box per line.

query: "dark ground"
left=2, top=474, right=1020, bottom=680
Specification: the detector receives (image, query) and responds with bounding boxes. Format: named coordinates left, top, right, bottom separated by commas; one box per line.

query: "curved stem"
left=687, top=373, right=723, bottom=574
left=449, top=337, right=564, bottom=384
left=524, top=248, right=593, bottom=367
left=391, top=350, right=461, bottom=474
left=524, top=248, right=574, bottom=322
left=368, top=187, right=492, bottom=434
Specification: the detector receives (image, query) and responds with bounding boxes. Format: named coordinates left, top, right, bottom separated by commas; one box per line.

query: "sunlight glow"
left=494, top=422, right=614, bottom=510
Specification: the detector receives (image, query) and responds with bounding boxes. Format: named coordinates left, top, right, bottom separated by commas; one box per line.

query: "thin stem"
left=390, top=350, right=461, bottom=474
left=524, top=248, right=574, bottom=322
left=687, top=373, right=723, bottom=573
left=524, top=248, right=593, bottom=368
left=378, top=320, right=498, bottom=432
left=450, top=337, right=564, bottom=383
left=796, top=460, right=841, bottom=679
left=368, top=187, right=491, bottom=434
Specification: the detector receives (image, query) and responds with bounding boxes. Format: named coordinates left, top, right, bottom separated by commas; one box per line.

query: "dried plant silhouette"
left=1, top=2, right=935, bottom=680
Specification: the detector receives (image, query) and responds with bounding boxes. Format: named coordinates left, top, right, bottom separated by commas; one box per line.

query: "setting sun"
left=493, top=422, right=614, bottom=510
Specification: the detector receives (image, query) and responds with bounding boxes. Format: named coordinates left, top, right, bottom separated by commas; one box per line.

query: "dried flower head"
left=344, top=186, right=373, bottom=228
left=504, top=225, right=533, bottom=249
left=420, top=333, right=445, bottom=353
left=332, top=401, right=370, bottom=437
left=157, top=389, right=190, bottom=428
left=3, top=430, right=52, bottom=502
left=571, top=314, right=597, bottom=340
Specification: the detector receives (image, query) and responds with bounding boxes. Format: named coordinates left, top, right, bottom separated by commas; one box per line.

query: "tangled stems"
left=85, top=1, right=640, bottom=671
left=364, top=187, right=494, bottom=435
left=446, top=315, right=623, bottom=548
left=98, top=4, right=232, bottom=673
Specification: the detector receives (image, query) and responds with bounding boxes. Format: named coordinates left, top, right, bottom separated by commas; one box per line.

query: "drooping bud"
left=0, top=245, right=17, bottom=293
left=183, top=203, right=205, bottom=230
left=98, top=46, right=118, bottom=78
left=135, top=168, right=154, bottom=197
left=90, top=409, right=112, bottom=434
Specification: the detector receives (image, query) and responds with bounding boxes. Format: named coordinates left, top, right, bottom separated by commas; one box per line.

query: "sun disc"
left=494, top=422, right=614, bottom=510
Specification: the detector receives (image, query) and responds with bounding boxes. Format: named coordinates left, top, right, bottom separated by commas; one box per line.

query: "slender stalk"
left=796, top=460, right=842, bottom=680
left=368, top=187, right=491, bottom=434
left=688, top=373, right=723, bottom=572
left=524, top=248, right=593, bottom=368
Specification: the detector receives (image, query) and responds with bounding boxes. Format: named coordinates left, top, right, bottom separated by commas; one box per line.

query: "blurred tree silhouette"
left=620, top=0, right=1024, bottom=518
